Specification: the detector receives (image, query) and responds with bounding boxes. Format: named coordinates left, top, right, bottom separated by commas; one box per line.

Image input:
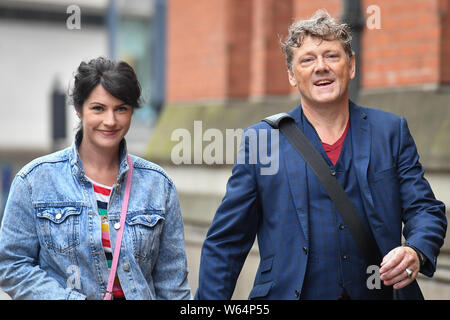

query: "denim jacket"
left=0, top=136, right=191, bottom=300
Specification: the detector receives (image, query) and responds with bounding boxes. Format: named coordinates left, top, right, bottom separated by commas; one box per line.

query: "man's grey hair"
left=281, top=9, right=353, bottom=71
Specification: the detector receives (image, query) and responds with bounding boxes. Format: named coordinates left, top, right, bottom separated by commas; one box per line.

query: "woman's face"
left=77, top=84, right=133, bottom=152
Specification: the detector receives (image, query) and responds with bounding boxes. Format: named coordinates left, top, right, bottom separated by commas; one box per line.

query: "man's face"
left=288, top=35, right=355, bottom=106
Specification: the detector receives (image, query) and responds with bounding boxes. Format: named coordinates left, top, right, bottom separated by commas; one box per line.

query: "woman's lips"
left=98, top=130, right=119, bottom=136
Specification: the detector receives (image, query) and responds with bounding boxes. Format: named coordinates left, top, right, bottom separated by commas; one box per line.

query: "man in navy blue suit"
left=195, top=10, right=447, bottom=300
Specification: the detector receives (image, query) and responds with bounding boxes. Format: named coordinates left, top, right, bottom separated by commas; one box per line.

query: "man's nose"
left=315, top=56, right=330, bottom=73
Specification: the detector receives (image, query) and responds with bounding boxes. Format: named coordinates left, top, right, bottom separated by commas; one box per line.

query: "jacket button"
left=303, top=247, right=308, bottom=255
left=123, top=263, right=130, bottom=271
left=295, top=290, right=301, bottom=299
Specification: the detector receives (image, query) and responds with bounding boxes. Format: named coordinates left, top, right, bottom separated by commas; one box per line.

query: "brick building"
left=147, top=0, right=450, bottom=298
left=165, top=0, right=450, bottom=101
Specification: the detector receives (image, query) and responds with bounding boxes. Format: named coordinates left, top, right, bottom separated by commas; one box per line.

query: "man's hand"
left=379, top=246, right=420, bottom=290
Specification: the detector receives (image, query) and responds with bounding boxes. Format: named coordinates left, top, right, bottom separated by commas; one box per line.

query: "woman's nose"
left=103, top=110, right=117, bottom=126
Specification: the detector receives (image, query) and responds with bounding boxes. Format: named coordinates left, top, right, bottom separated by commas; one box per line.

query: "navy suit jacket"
left=196, top=102, right=447, bottom=300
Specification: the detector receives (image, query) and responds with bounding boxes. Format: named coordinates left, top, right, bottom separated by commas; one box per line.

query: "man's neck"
left=301, top=99, right=350, bottom=145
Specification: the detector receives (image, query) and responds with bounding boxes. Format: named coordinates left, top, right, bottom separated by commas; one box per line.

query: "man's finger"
left=393, top=271, right=415, bottom=290
left=380, top=249, right=404, bottom=273
left=382, top=266, right=410, bottom=286
left=380, top=259, right=409, bottom=282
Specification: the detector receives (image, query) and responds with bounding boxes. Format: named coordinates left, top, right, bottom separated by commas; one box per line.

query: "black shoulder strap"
left=263, top=114, right=392, bottom=299
left=262, top=112, right=294, bottom=129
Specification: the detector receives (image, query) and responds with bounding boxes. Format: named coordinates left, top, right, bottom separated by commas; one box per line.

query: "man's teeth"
left=316, top=80, right=333, bottom=85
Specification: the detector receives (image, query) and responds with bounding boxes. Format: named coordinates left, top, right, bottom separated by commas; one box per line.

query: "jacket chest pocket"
left=36, top=206, right=82, bottom=254
left=126, top=210, right=165, bottom=261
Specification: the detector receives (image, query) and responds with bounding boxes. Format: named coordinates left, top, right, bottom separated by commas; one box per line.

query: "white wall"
left=0, top=19, right=108, bottom=151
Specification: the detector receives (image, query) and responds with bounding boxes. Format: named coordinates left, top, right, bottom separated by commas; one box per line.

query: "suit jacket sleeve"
left=397, top=117, right=447, bottom=277
left=195, top=130, right=260, bottom=299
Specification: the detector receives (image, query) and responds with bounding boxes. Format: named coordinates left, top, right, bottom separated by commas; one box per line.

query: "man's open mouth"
left=314, top=79, right=335, bottom=86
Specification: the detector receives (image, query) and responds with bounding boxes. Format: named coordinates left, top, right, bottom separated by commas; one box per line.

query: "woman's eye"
left=117, top=106, right=129, bottom=112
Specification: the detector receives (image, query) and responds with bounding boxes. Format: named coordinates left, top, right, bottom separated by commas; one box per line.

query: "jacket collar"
left=69, top=130, right=130, bottom=184
left=287, top=99, right=367, bottom=125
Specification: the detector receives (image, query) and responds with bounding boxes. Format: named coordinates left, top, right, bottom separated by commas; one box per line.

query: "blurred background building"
left=0, top=0, right=160, bottom=214
left=0, top=0, right=449, bottom=299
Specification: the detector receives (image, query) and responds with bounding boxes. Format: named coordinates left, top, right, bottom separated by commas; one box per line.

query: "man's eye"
left=92, top=106, right=103, bottom=111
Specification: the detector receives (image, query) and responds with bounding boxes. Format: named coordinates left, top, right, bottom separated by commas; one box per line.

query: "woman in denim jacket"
left=0, top=57, right=191, bottom=300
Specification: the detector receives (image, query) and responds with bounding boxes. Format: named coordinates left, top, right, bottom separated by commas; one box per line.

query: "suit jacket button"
left=295, top=290, right=301, bottom=299
left=303, top=247, right=308, bottom=255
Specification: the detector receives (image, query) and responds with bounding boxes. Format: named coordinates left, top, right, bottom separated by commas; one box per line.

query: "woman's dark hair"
left=71, top=57, right=142, bottom=111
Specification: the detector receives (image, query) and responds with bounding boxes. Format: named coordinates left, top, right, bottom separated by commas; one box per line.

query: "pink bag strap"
left=104, top=155, right=133, bottom=300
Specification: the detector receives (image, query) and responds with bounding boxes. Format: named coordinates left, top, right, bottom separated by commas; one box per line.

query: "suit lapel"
left=349, top=100, right=393, bottom=255
left=283, top=106, right=309, bottom=243
left=349, top=102, right=374, bottom=211
left=350, top=102, right=392, bottom=255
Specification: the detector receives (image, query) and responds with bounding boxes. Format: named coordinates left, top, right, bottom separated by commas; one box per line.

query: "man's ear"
left=349, top=55, right=356, bottom=80
left=287, top=69, right=297, bottom=87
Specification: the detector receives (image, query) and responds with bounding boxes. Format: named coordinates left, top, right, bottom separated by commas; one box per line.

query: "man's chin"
left=312, top=90, right=350, bottom=104
left=307, top=96, right=341, bottom=106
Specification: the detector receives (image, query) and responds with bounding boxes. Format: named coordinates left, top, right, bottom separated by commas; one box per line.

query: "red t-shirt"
left=321, top=119, right=350, bottom=166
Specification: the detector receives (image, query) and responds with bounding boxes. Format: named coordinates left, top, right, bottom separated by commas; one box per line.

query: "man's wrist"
left=404, top=244, right=426, bottom=270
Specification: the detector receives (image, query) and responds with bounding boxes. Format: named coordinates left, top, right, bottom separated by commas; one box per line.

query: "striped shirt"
left=87, top=177, right=125, bottom=300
